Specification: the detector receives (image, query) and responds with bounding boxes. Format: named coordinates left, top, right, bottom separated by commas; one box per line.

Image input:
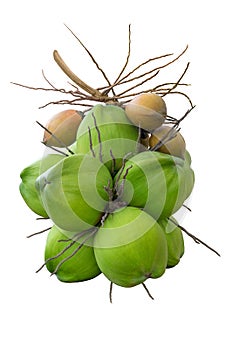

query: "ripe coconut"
left=19, top=154, right=64, bottom=217
left=43, top=109, right=83, bottom=147
left=94, top=207, right=168, bottom=288
left=149, top=125, right=186, bottom=159
left=125, top=93, right=167, bottom=132
left=36, top=154, right=113, bottom=232
left=73, top=104, right=139, bottom=174
left=159, top=217, right=184, bottom=268
left=114, top=150, right=195, bottom=220
left=45, top=225, right=101, bottom=282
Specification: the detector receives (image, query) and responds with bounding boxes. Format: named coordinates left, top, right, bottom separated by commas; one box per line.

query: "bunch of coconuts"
left=19, top=93, right=195, bottom=298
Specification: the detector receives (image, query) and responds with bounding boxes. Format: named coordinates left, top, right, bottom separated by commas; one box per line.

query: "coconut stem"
left=114, top=24, right=131, bottom=85
left=41, top=142, right=69, bottom=156
left=109, top=282, right=154, bottom=303
left=88, top=126, right=96, bottom=158
left=117, top=71, right=160, bottom=98
left=115, top=165, right=133, bottom=199
left=92, top=113, right=103, bottom=163
left=50, top=229, right=98, bottom=276
left=110, top=149, right=116, bottom=175
left=169, top=218, right=220, bottom=257
left=102, top=181, right=114, bottom=225
left=36, top=239, right=76, bottom=273
left=150, top=127, right=178, bottom=152
left=150, top=106, right=196, bottom=152
left=173, top=105, right=196, bottom=127
left=36, top=228, right=97, bottom=273
left=161, top=62, right=191, bottom=98
left=104, top=179, right=114, bottom=201
left=181, top=224, right=220, bottom=257
left=109, top=282, right=113, bottom=303
left=182, top=204, right=192, bottom=212
left=112, top=45, right=188, bottom=98
left=114, top=152, right=132, bottom=190
left=102, top=173, right=130, bottom=226
left=27, top=226, right=52, bottom=238
left=112, top=153, right=133, bottom=208
left=36, top=120, right=74, bottom=155
left=57, top=227, right=95, bottom=243
left=36, top=217, right=50, bottom=220
left=165, top=115, right=179, bottom=123
left=142, top=282, right=154, bottom=300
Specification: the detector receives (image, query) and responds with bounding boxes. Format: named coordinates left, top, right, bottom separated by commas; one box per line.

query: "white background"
left=1, top=0, right=232, bottom=349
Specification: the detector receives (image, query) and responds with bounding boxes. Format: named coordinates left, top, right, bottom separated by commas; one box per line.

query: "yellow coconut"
left=125, top=93, right=167, bottom=132
left=43, top=109, right=83, bottom=147
left=149, top=125, right=186, bottom=159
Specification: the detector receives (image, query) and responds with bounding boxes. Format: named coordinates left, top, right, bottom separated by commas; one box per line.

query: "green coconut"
left=94, top=207, right=168, bottom=288
left=19, top=154, right=64, bottom=217
left=45, top=225, right=101, bottom=282
left=36, top=154, right=113, bottom=232
left=73, top=104, right=140, bottom=174
left=114, top=150, right=195, bottom=220
left=182, top=150, right=195, bottom=199
left=159, top=217, right=184, bottom=268
left=184, top=149, right=192, bottom=166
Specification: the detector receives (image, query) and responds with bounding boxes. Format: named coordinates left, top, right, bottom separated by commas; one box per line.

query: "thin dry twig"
left=50, top=228, right=98, bottom=276
left=150, top=126, right=178, bottom=152
left=150, top=106, right=195, bottom=151
left=64, top=24, right=113, bottom=92
left=114, top=24, right=132, bottom=84
left=92, top=112, right=103, bottom=163
left=115, top=164, right=133, bottom=199
left=11, top=81, right=59, bottom=93
left=58, top=227, right=97, bottom=243
left=88, top=126, right=96, bottom=158
left=113, top=152, right=133, bottom=192
left=11, top=76, right=92, bottom=102
left=27, top=226, right=52, bottom=238
left=41, top=70, right=58, bottom=90
left=182, top=204, right=192, bottom=212
left=99, top=52, right=173, bottom=92
left=36, top=228, right=97, bottom=273
left=153, top=82, right=190, bottom=91
left=117, top=70, right=160, bottom=97
left=110, top=149, right=116, bottom=174
left=36, top=239, right=76, bottom=273
left=161, top=62, right=190, bottom=97
left=41, top=142, right=69, bottom=156
left=169, top=218, right=220, bottom=257
left=111, top=45, right=188, bottom=90
left=36, top=120, right=74, bottom=154
left=36, top=217, right=50, bottom=220
left=39, top=99, right=95, bottom=109
left=142, top=282, right=154, bottom=300
left=180, top=224, right=220, bottom=256
left=109, top=282, right=113, bottom=303
left=161, top=90, right=193, bottom=107
left=117, top=51, right=174, bottom=85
